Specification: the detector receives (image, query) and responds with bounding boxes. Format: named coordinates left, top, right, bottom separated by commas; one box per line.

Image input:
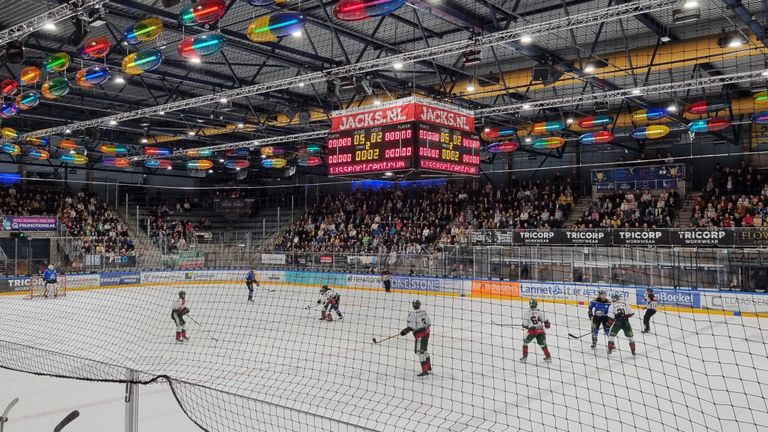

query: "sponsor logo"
left=636, top=289, right=699, bottom=308
left=100, top=272, right=141, bottom=286
left=705, top=293, right=768, bottom=312
left=519, top=231, right=555, bottom=239
left=675, top=230, right=727, bottom=245
left=417, top=105, right=471, bottom=131
left=392, top=276, right=442, bottom=292
left=347, top=275, right=381, bottom=286
left=520, top=282, right=631, bottom=301
left=472, top=280, right=520, bottom=298
left=141, top=272, right=181, bottom=283
left=261, top=254, right=286, bottom=265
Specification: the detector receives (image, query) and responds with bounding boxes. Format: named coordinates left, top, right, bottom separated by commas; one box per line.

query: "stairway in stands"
left=676, top=191, right=703, bottom=228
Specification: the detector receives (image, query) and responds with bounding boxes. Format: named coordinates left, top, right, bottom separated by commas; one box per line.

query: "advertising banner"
left=471, top=280, right=520, bottom=298
left=0, top=276, right=31, bottom=293
left=391, top=276, right=465, bottom=294
left=636, top=288, right=700, bottom=308
left=331, top=99, right=475, bottom=133
left=670, top=229, right=733, bottom=247
left=513, top=229, right=610, bottom=246
left=105, top=255, right=137, bottom=267
left=519, top=281, right=635, bottom=304
left=319, top=255, right=334, bottom=264
left=261, top=254, right=287, bottom=265
left=1, top=216, right=57, bottom=231
left=612, top=229, right=671, bottom=246
left=258, top=271, right=284, bottom=284
left=141, top=271, right=182, bottom=284
left=285, top=271, right=348, bottom=287
left=100, top=272, right=141, bottom=286
left=702, top=292, right=768, bottom=314
left=346, top=274, right=382, bottom=289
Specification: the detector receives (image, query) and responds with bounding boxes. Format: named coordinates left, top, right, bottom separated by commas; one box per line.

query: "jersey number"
left=530, top=317, right=540, bottom=325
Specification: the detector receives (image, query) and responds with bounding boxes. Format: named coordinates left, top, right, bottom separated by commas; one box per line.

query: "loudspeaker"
left=5, top=41, right=23, bottom=64
left=532, top=65, right=553, bottom=82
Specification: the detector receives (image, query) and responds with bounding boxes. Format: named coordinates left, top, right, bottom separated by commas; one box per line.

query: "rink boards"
left=1, top=269, right=768, bottom=317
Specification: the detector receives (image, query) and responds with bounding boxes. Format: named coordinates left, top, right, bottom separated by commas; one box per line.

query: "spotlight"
left=5, top=41, right=24, bottom=64
left=466, top=84, right=476, bottom=92
left=524, top=137, right=532, bottom=143
left=631, top=89, right=642, bottom=95
left=393, top=61, right=404, bottom=70
left=43, top=22, right=57, bottom=31
left=189, top=57, right=202, bottom=64
left=114, top=76, right=126, bottom=84
left=762, top=70, right=768, bottom=77
left=667, top=104, right=678, bottom=112
left=522, top=104, right=531, bottom=109
left=188, top=131, right=196, bottom=136
left=462, top=50, right=482, bottom=67
left=109, top=120, right=117, bottom=125
left=140, top=138, right=148, bottom=144
left=158, top=111, right=165, bottom=115
left=298, top=82, right=305, bottom=88
left=583, top=64, right=595, bottom=73
left=520, top=35, right=533, bottom=45
left=292, top=30, right=303, bottom=38
left=373, top=99, right=381, bottom=106
left=219, top=97, right=228, bottom=103
left=64, top=129, right=72, bottom=134
left=236, top=122, right=245, bottom=128
left=566, top=118, right=574, bottom=124
left=683, top=0, right=699, bottom=9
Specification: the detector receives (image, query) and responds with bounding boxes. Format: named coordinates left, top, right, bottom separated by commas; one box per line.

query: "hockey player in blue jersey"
left=588, top=290, right=611, bottom=348
left=42, top=264, right=59, bottom=298
left=245, top=270, right=260, bottom=302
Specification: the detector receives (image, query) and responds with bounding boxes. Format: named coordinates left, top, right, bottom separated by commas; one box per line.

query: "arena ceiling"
left=0, top=0, right=766, bottom=178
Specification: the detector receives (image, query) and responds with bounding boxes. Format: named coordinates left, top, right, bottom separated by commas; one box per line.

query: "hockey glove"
left=588, top=311, right=594, bottom=319
left=606, top=318, right=615, bottom=327
left=317, top=299, right=322, bottom=304
left=400, top=327, right=412, bottom=336
left=615, top=312, right=624, bottom=320
left=544, top=321, right=551, bottom=329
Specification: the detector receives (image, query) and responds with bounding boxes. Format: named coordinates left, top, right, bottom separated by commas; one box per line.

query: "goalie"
left=172, top=290, right=190, bottom=342
left=42, top=264, right=59, bottom=298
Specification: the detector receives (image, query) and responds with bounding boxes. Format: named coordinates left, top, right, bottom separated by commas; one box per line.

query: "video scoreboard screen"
left=416, top=123, right=481, bottom=175
left=327, top=123, right=414, bottom=176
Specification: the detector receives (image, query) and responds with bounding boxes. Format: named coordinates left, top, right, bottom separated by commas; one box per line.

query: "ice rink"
left=1, top=281, right=767, bottom=432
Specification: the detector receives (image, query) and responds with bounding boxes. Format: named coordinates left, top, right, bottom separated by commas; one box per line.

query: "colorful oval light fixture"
left=145, top=159, right=173, bottom=169
left=296, top=156, right=322, bottom=167
left=247, top=13, right=307, bottom=43
left=44, top=52, right=71, bottom=73
left=41, top=78, right=70, bottom=100
left=579, top=131, right=614, bottom=144
left=0, top=103, right=18, bottom=119
left=123, top=18, right=164, bottom=45
left=19, top=66, right=41, bottom=86
left=487, top=141, right=519, bottom=153
left=76, top=65, right=112, bottom=89
left=61, top=153, right=88, bottom=165
left=334, top=0, right=406, bottom=21
left=754, top=91, right=768, bottom=104
left=145, top=146, right=172, bottom=157
left=225, top=159, right=252, bottom=170
left=688, top=118, right=731, bottom=133
left=630, top=125, right=670, bottom=140
left=260, top=146, right=274, bottom=156
left=27, top=148, right=50, bottom=160
left=751, top=112, right=768, bottom=125
left=98, top=144, right=129, bottom=155
left=187, top=159, right=214, bottom=170
left=186, top=148, right=214, bottom=157
left=482, top=127, right=517, bottom=140
left=1, top=128, right=18, bottom=142
left=0, top=79, right=20, bottom=97
left=577, top=115, right=613, bottom=129
left=632, top=107, right=668, bottom=122
left=78, top=36, right=112, bottom=59
left=531, top=137, right=565, bottom=149
left=58, top=139, right=78, bottom=150
left=1, top=144, right=20, bottom=156
left=686, top=100, right=730, bottom=115
left=306, top=144, right=322, bottom=154
left=103, top=157, right=131, bottom=168
left=179, top=32, right=226, bottom=59
left=262, top=158, right=287, bottom=168
left=180, top=0, right=228, bottom=26
left=122, top=49, right=164, bottom=75
left=530, top=121, right=564, bottom=135
left=25, top=136, right=49, bottom=146
left=16, top=91, right=40, bottom=110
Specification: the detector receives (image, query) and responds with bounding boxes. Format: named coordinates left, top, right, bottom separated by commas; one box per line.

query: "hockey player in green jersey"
left=520, top=299, right=552, bottom=362
left=607, top=293, right=636, bottom=356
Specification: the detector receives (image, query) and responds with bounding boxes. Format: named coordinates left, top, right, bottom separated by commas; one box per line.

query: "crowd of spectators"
left=572, top=189, right=679, bottom=229
left=146, top=203, right=199, bottom=252
left=692, top=163, right=768, bottom=227
left=0, top=186, right=135, bottom=256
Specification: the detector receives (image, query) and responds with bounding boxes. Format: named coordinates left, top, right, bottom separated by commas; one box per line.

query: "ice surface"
left=0, top=282, right=766, bottom=432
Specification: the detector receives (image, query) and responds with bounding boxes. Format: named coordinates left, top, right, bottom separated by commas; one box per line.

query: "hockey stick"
left=0, top=398, right=19, bottom=432
left=305, top=303, right=321, bottom=310
left=568, top=331, right=592, bottom=339
left=53, top=410, right=79, bottom=432
left=186, top=315, right=220, bottom=342
left=491, top=320, right=517, bottom=327
left=372, top=334, right=399, bottom=344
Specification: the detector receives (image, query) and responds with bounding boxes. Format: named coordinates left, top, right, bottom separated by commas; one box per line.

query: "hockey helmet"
left=611, top=293, right=621, bottom=302
left=529, top=299, right=538, bottom=309
left=646, top=288, right=654, bottom=293
left=597, top=290, right=607, bottom=298
left=178, top=290, right=186, bottom=299
left=320, top=285, right=329, bottom=293
left=412, top=299, right=421, bottom=310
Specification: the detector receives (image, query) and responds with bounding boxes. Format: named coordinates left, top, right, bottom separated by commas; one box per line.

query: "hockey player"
left=382, top=269, right=392, bottom=293
left=642, top=288, right=657, bottom=334
left=42, top=264, right=58, bottom=298
left=588, top=290, right=612, bottom=348
left=400, top=299, right=432, bottom=377
left=607, top=293, right=636, bottom=356
left=520, top=299, right=552, bottom=362
left=317, top=285, right=343, bottom=321
left=245, top=270, right=260, bottom=302
left=172, top=290, right=190, bottom=342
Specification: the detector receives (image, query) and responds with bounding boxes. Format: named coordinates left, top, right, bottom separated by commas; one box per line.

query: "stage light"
left=520, top=35, right=532, bottom=45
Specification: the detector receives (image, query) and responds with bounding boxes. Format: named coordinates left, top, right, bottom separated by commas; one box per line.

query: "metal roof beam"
left=0, top=0, right=108, bottom=45
left=722, top=0, right=768, bottom=47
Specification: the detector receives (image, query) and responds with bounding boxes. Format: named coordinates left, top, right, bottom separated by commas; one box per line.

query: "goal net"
left=28, top=274, right=67, bottom=299
left=0, top=246, right=766, bottom=432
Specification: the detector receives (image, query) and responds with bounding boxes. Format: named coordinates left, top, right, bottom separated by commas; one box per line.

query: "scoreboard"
left=327, top=123, right=414, bottom=176
left=327, top=122, right=480, bottom=176
left=416, top=123, right=480, bottom=175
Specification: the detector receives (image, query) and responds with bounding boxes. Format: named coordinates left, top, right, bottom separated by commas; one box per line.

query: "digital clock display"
left=327, top=123, right=414, bottom=176
left=416, top=123, right=480, bottom=175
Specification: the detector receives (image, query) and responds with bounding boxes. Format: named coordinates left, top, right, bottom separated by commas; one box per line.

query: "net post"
left=124, top=369, right=139, bottom=432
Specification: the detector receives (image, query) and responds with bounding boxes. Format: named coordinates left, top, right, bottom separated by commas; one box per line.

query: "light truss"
left=475, top=70, right=768, bottom=117
left=160, top=69, right=768, bottom=160
left=127, top=130, right=329, bottom=161
left=22, top=0, right=684, bottom=139
left=0, top=0, right=108, bottom=45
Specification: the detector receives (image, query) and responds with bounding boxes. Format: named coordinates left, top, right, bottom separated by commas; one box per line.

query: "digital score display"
left=416, top=123, right=481, bottom=175
left=327, top=122, right=480, bottom=176
left=327, top=123, right=413, bottom=176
